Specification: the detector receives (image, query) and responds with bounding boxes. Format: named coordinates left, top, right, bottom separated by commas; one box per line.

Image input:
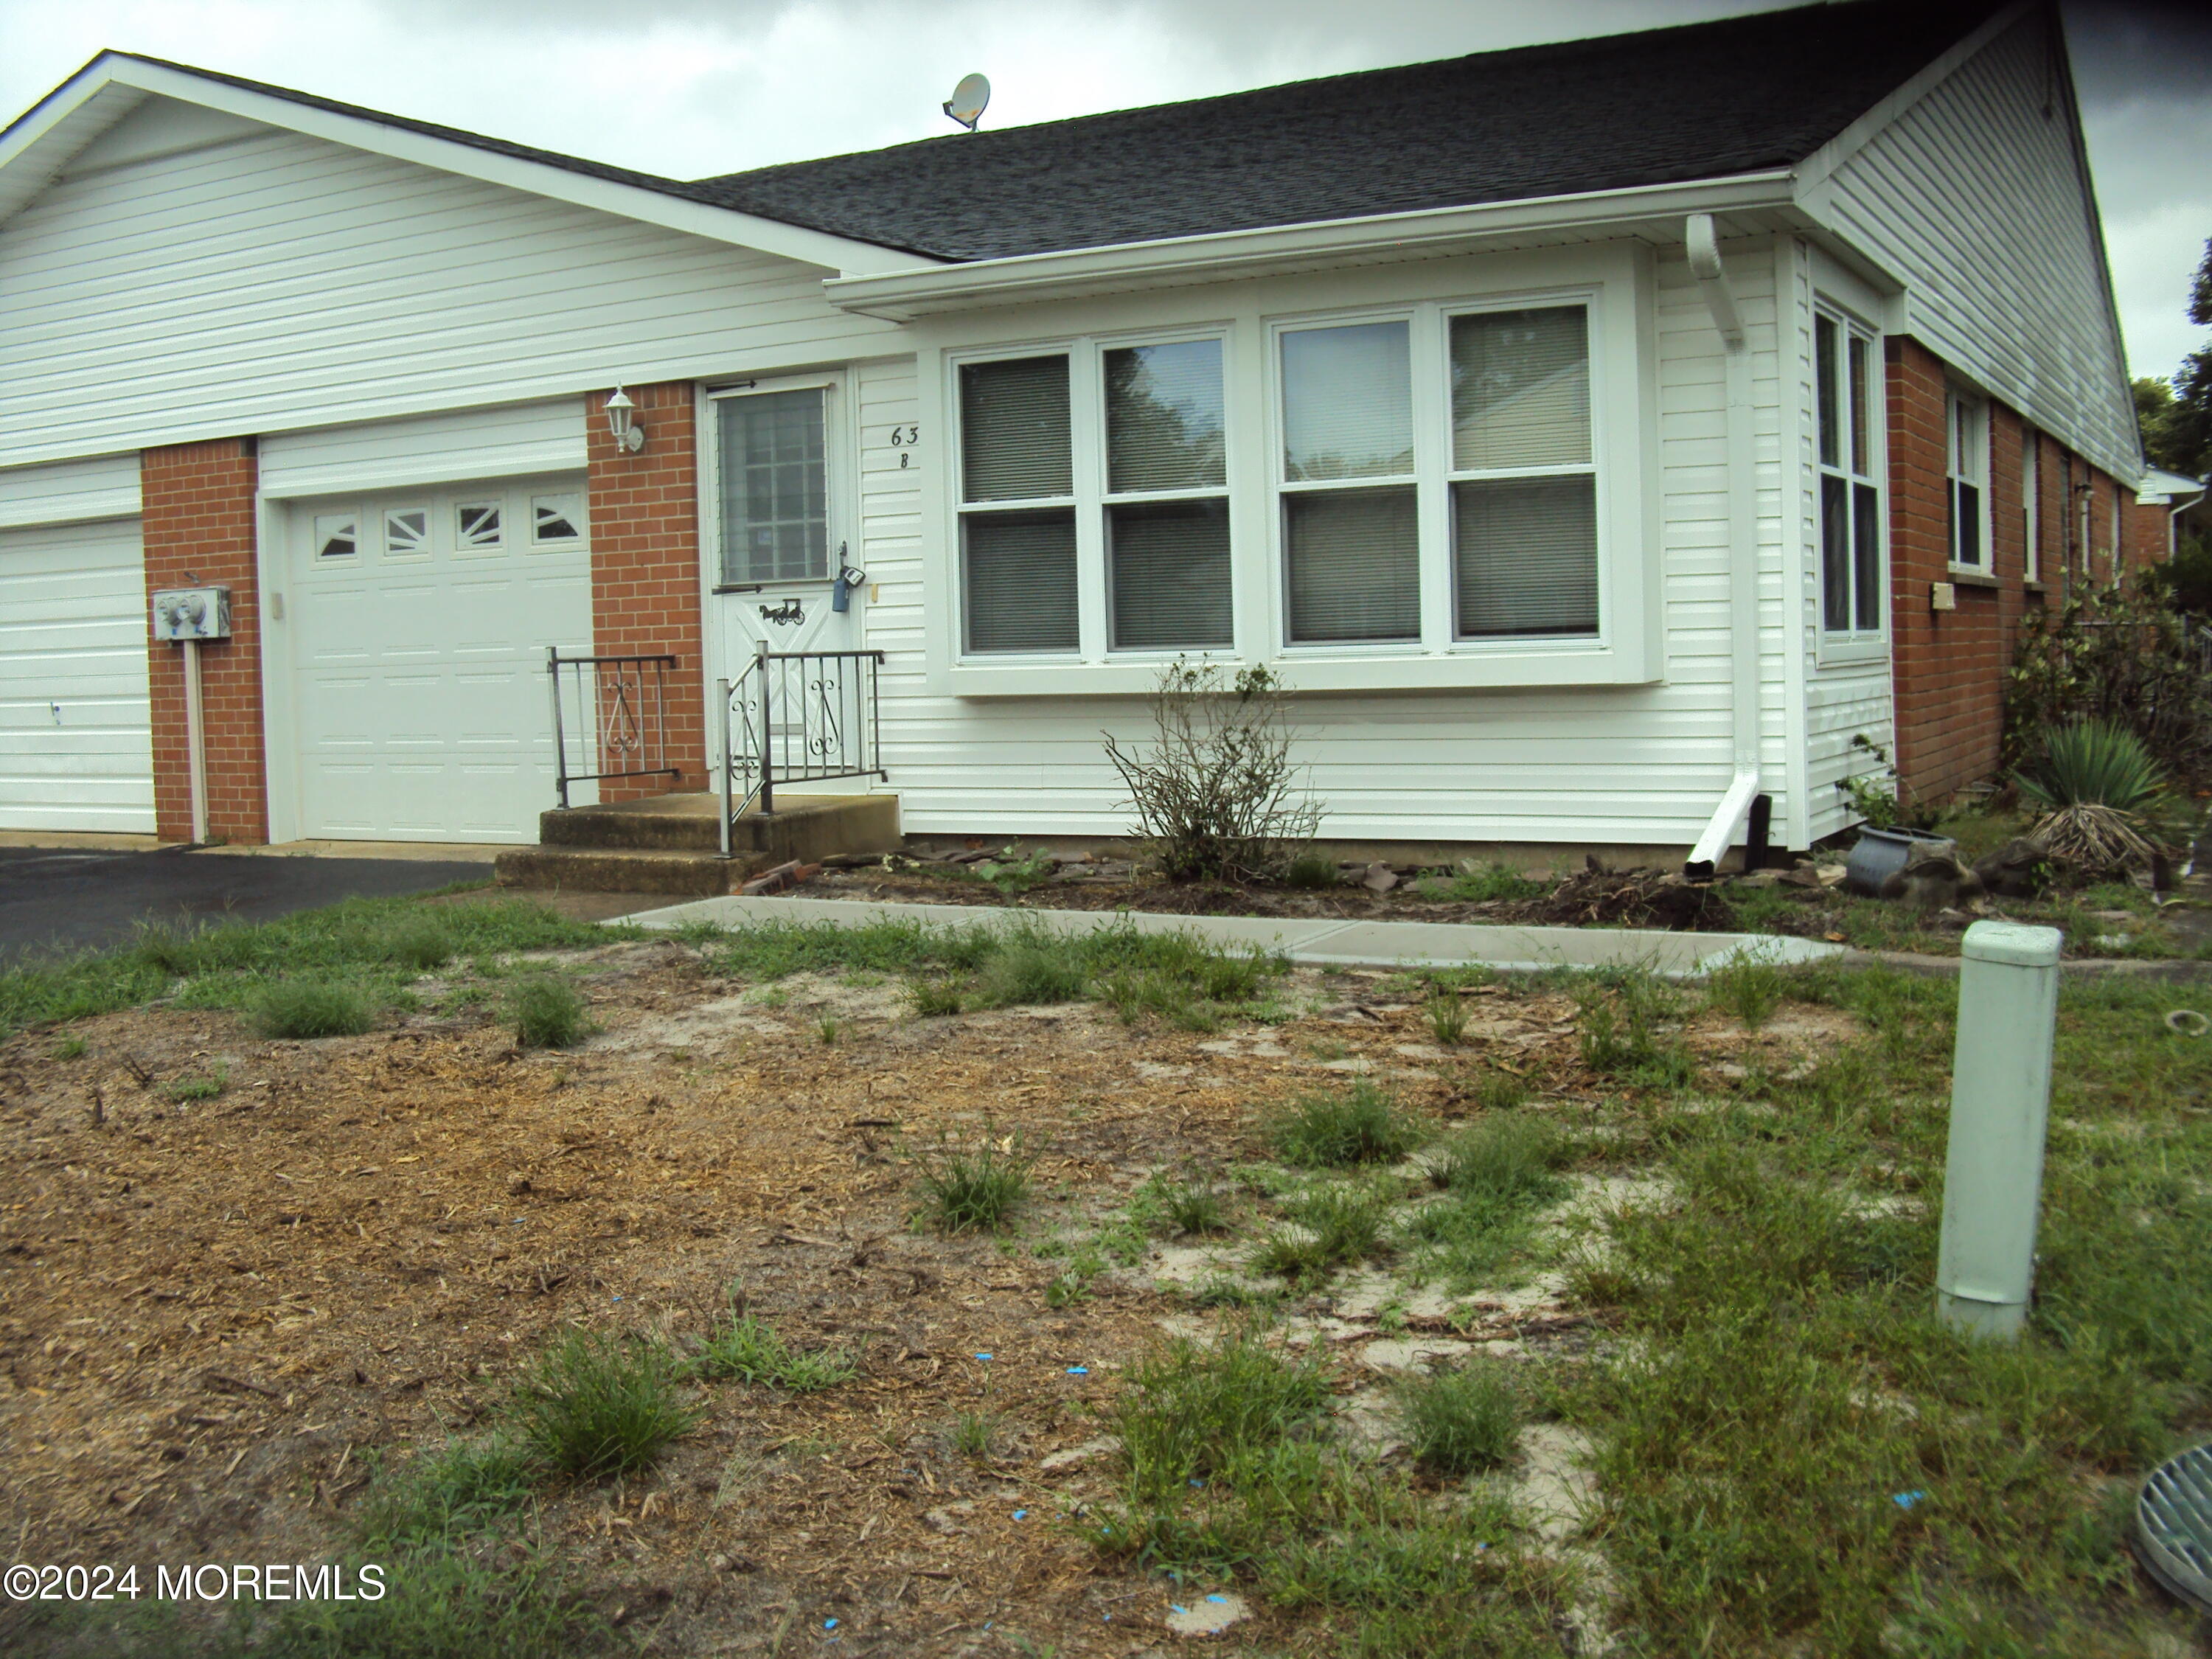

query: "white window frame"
left=1265, top=288, right=1609, bottom=658
left=1946, top=388, right=1989, bottom=573
left=703, top=371, right=849, bottom=594
left=918, top=244, right=1657, bottom=697
left=1813, top=305, right=1886, bottom=641
left=947, top=327, right=1236, bottom=663
left=2021, top=425, right=2041, bottom=585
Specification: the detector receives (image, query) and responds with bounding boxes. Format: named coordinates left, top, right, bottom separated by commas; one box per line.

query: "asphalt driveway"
left=0, top=846, right=493, bottom=964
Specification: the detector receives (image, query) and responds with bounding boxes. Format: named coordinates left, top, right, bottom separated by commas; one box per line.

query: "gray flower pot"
left=1844, top=827, right=1958, bottom=899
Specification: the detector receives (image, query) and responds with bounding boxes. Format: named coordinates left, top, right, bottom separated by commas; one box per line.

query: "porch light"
left=605, top=386, right=646, bottom=453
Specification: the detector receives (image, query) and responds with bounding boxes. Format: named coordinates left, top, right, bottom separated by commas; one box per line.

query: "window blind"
left=1109, top=500, right=1231, bottom=650
left=1281, top=322, right=1413, bottom=481
left=1452, top=475, right=1598, bottom=637
left=1852, top=482, right=1880, bottom=630
left=1821, top=473, right=1851, bottom=632
left=1815, top=316, right=1840, bottom=470
left=1450, top=307, right=1590, bottom=470
left=719, top=388, right=827, bottom=584
left=963, top=509, right=1078, bottom=653
left=961, top=356, right=1072, bottom=502
left=1285, top=486, right=1419, bottom=642
left=1106, top=341, right=1225, bottom=494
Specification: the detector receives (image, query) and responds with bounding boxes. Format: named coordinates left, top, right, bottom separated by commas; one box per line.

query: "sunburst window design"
left=456, top=501, right=503, bottom=549
left=384, top=508, right=429, bottom=557
left=313, top=514, right=358, bottom=559
left=532, top=495, right=581, bottom=543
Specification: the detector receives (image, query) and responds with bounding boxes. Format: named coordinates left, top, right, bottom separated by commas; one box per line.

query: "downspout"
left=1684, top=212, right=1767, bottom=877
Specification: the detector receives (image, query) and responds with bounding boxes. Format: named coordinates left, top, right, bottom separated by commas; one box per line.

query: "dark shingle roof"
left=100, top=0, right=1998, bottom=264
left=688, top=0, right=2000, bottom=260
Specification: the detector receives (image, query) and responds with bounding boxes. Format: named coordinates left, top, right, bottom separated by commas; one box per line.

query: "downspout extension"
left=1683, top=212, right=1765, bottom=879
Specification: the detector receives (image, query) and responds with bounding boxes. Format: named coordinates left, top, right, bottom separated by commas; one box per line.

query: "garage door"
left=291, top=476, right=593, bottom=842
left=0, top=518, right=155, bottom=832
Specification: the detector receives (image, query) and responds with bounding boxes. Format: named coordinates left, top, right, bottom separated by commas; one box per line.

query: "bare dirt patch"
left=0, top=939, right=1856, bottom=1655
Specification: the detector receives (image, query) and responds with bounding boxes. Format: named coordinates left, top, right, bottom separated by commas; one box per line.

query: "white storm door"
left=0, top=518, right=154, bottom=832
left=708, top=380, right=864, bottom=687
left=291, top=479, right=592, bottom=842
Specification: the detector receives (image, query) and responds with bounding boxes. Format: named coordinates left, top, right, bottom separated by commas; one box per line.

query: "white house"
left=0, top=0, right=2162, bottom=868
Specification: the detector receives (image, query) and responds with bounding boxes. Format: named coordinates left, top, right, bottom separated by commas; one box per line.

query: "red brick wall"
left=140, top=439, right=266, bottom=844
left=586, top=383, right=708, bottom=799
left=1888, top=335, right=2172, bottom=804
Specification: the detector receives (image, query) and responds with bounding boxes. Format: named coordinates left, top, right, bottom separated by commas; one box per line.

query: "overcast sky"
left=3, top=0, right=2207, bottom=382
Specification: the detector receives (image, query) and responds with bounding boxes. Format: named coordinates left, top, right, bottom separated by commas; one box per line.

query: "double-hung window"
left=1946, top=389, right=1987, bottom=570
left=1815, top=311, right=1882, bottom=633
left=1276, top=300, right=1599, bottom=647
left=956, top=336, right=1230, bottom=656
left=717, top=385, right=830, bottom=587
left=2021, top=428, right=2040, bottom=583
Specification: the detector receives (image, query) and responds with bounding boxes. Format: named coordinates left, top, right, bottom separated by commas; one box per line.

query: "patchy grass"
left=1250, top=1180, right=1392, bottom=1284
left=251, top=979, right=380, bottom=1040
left=1575, top=971, right=1698, bottom=1088
left=355, top=1434, right=543, bottom=1549
left=1395, top=1359, right=1521, bottom=1477
left=160, top=1065, right=228, bottom=1102
left=692, top=1304, right=857, bottom=1392
left=1267, top=1081, right=1425, bottom=1167
left=507, top=1328, right=698, bottom=1480
left=0, top=895, right=619, bottom=1043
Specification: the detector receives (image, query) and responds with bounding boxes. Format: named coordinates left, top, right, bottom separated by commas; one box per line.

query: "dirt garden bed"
left=2, top=896, right=2207, bottom=1655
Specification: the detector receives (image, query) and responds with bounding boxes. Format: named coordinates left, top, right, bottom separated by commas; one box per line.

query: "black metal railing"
left=718, top=644, right=886, bottom=852
left=546, top=648, right=681, bottom=810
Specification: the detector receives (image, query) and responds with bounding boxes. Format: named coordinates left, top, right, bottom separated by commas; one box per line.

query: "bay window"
left=1276, top=299, right=1600, bottom=648
left=1816, top=310, right=1883, bottom=633
left=956, top=335, right=1230, bottom=656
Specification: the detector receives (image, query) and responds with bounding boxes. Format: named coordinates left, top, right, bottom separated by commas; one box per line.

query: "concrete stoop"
left=493, top=793, right=899, bottom=896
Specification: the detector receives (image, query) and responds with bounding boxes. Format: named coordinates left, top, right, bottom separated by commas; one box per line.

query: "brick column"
left=141, top=439, right=266, bottom=844
left=586, top=383, right=708, bottom=799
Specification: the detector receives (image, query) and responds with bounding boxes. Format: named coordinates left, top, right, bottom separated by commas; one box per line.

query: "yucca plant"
left=2016, top=720, right=2168, bottom=813
left=2016, top=720, right=2169, bottom=872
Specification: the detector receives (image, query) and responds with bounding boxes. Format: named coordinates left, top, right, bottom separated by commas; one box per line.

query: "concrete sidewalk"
left=613, top=893, right=1848, bottom=977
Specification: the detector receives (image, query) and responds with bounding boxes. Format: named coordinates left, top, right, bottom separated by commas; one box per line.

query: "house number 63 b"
left=888, top=425, right=920, bottom=468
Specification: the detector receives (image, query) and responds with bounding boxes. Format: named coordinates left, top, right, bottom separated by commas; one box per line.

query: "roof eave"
left=821, top=170, right=1805, bottom=320
left=0, top=53, right=945, bottom=276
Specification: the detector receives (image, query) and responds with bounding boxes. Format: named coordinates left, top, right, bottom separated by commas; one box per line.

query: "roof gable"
left=0, top=53, right=939, bottom=275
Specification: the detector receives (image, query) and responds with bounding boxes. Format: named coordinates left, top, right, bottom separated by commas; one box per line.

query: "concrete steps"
left=493, top=792, right=900, bottom=894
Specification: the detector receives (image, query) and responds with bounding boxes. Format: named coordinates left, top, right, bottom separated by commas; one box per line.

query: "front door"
left=704, top=378, right=868, bottom=791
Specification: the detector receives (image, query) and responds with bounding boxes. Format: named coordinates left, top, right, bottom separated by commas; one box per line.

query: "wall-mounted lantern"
left=605, top=386, right=647, bottom=454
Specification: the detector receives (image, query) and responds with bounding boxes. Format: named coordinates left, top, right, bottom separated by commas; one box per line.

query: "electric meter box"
left=150, top=587, right=232, bottom=642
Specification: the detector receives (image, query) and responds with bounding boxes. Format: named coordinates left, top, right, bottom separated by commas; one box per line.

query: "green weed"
left=907, top=975, right=965, bottom=1017
left=51, top=1034, right=86, bottom=1060
left=507, top=1328, right=698, bottom=1479
left=1395, top=1360, right=1520, bottom=1476
left=693, top=1305, right=857, bottom=1391
left=1284, top=849, right=1341, bottom=889
left=252, top=978, right=380, bottom=1040
left=1249, top=1181, right=1390, bottom=1284
left=1427, top=990, right=1470, bottom=1046
left=1705, top=947, right=1788, bottom=1031
left=161, top=1065, right=228, bottom=1102
left=354, top=1435, right=541, bottom=1548
left=1267, top=1080, right=1423, bottom=1166
left=914, top=1130, right=1032, bottom=1234
left=508, top=976, right=590, bottom=1049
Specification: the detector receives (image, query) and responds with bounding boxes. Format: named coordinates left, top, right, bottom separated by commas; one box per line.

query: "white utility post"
left=150, top=586, right=232, bottom=846
left=1935, top=919, right=2065, bottom=1340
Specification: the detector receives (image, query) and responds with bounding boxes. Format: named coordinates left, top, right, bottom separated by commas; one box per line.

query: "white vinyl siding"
left=257, top=400, right=585, bottom=498
left=1807, top=10, right=2140, bottom=484
left=0, top=104, right=903, bottom=470
left=0, top=517, right=154, bottom=832
left=0, top=453, right=141, bottom=529
left=861, top=236, right=1784, bottom=851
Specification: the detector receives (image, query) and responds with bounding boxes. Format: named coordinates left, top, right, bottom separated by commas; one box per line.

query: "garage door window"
left=532, top=495, right=582, bottom=543
left=456, top=502, right=503, bottom=552
left=383, top=509, right=428, bottom=559
left=313, top=515, right=358, bottom=559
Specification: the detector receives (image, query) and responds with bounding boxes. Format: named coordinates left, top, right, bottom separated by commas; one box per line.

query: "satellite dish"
left=943, top=72, right=990, bottom=132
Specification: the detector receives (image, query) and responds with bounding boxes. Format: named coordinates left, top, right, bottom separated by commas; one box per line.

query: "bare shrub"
left=2004, top=581, right=2212, bottom=788
left=1103, top=659, right=1320, bottom=882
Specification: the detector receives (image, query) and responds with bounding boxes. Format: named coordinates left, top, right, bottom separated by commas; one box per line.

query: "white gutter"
left=823, top=171, right=1798, bottom=319
left=1685, top=211, right=1764, bottom=878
